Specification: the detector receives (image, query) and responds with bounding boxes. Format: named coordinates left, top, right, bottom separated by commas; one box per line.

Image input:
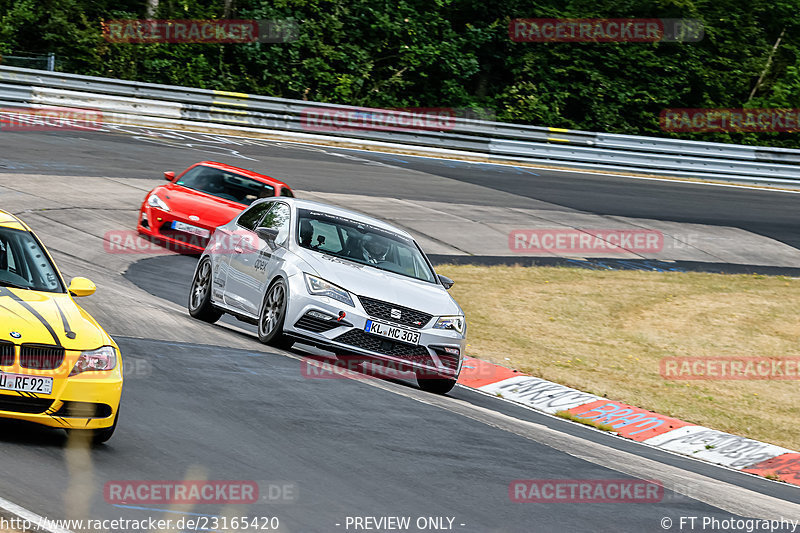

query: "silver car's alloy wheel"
left=190, top=260, right=211, bottom=312
left=257, top=279, right=293, bottom=349
left=188, top=258, right=222, bottom=324
left=260, top=281, right=285, bottom=338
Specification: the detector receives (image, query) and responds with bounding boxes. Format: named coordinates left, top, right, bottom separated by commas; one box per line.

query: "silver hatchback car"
left=188, top=198, right=466, bottom=393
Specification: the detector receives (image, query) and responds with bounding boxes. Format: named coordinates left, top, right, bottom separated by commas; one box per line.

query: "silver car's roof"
left=260, top=197, right=414, bottom=239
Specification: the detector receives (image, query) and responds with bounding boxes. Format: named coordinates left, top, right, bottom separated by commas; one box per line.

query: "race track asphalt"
left=1, top=127, right=799, bottom=533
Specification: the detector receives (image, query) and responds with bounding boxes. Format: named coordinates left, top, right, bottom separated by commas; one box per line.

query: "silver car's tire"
left=258, top=279, right=293, bottom=349
left=417, top=375, right=457, bottom=395
left=188, top=257, right=223, bottom=323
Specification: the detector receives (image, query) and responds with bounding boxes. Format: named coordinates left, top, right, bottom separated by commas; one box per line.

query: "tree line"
left=1, top=0, right=799, bottom=147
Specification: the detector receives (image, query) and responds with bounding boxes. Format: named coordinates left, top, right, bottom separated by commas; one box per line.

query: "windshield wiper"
left=327, top=252, right=386, bottom=272
left=319, top=251, right=365, bottom=265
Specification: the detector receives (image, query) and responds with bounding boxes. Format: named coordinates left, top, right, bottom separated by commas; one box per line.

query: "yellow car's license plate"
left=0, top=373, right=53, bottom=394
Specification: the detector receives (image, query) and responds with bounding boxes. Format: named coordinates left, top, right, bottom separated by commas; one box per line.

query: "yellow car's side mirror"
left=69, top=277, right=96, bottom=297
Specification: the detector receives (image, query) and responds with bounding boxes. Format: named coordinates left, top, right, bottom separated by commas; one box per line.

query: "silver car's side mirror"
left=256, top=226, right=279, bottom=249
left=438, top=274, right=454, bottom=290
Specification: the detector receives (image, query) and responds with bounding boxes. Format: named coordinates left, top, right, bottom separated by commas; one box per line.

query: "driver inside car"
left=361, top=234, right=390, bottom=264
left=299, top=219, right=315, bottom=247
left=192, top=170, right=224, bottom=194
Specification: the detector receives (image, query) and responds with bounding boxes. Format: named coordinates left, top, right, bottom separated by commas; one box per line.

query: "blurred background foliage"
left=1, top=0, right=799, bottom=146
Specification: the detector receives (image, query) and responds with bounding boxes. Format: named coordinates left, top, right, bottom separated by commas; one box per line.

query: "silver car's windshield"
left=296, top=208, right=436, bottom=283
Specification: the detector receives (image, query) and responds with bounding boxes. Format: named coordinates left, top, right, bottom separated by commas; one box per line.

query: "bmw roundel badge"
left=9, top=332, right=21, bottom=339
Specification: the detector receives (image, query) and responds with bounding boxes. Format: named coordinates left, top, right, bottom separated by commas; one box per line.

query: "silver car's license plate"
left=364, top=319, right=420, bottom=345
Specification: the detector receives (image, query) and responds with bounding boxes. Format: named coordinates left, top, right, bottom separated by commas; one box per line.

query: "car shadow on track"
left=295, top=350, right=426, bottom=391
left=0, top=419, right=68, bottom=447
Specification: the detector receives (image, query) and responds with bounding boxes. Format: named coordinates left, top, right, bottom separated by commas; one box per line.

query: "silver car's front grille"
left=334, top=329, right=433, bottom=366
left=356, top=296, right=433, bottom=329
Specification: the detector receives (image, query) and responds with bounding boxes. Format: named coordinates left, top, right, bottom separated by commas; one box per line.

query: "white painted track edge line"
left=0, top=495, right=74, bottom=533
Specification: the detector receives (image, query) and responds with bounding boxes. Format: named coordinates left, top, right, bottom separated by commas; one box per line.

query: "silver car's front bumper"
left=283, top=274, right=465, bottom=379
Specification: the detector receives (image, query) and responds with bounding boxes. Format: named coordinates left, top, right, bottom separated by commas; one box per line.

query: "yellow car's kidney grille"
left=0, top=342, right=13, bottom=366
left=20, top=344, right=65, bottom=370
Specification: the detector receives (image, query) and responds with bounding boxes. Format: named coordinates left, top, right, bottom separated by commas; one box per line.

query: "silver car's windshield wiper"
left=309, top=247, right=434, bottom=283
left=318, top=250, right=369, bottom=267
left=319, top=250, right=402, bottom=276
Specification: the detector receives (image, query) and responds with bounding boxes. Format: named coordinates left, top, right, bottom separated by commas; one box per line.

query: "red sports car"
left=137, top=161, right=294, bottom=253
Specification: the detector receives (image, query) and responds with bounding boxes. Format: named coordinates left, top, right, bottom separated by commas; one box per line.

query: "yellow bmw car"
left=0, top=210, right=122, bottom=444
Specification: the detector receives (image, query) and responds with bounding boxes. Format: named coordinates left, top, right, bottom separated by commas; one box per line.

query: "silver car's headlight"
left=304, top=273, right=354, bottom=307
left=147, top=192, right=170, bottom=211
left=433, top=315, right=465, bottom=334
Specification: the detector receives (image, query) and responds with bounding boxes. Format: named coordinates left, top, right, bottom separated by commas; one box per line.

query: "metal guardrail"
left=2, top=65, right=800, bottom=185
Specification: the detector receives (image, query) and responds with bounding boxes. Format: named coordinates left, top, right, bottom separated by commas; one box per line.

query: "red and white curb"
left=457, top=356, right=800, bottom=487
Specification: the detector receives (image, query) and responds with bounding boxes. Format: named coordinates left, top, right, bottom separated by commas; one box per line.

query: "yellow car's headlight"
left=70, top=346, right=117, bottom=376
